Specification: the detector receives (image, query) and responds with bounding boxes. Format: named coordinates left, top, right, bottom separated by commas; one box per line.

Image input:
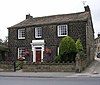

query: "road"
left=0, top=77, right=100, bottom=85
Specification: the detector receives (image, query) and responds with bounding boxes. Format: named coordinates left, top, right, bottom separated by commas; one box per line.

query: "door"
left=36, top=50, right=41, bottom=62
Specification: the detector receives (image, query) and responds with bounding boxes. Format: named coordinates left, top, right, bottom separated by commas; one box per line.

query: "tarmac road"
left=0, top=77, right=100, bottom=85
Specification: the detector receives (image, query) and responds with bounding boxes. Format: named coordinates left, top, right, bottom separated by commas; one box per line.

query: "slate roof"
left=8, top=11, right=89, bottom=28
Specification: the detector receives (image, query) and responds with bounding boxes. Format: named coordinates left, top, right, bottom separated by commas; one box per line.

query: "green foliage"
left=0, top=45, right=8, bottom=51
left=54, top=36, right=77, bottom=62
left=59, top=36, right=76, bottom=56
left=16, top=61, right=26, bottom=70
left=54, top=55, right=61, bottom=63
left=75, top=39, right=83, bottom=52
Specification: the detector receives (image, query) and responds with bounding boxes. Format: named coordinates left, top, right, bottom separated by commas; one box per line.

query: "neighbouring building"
left=95, top=34, right=100, bottom=54
left=7, top=5, right=95, bottom=63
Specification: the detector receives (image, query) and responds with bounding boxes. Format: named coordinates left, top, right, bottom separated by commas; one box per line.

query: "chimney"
left=98, top=33, right=100, bottom=37
left=26, top=14, right=33, bottom=19
left=84, top=5, right=90, bottom=12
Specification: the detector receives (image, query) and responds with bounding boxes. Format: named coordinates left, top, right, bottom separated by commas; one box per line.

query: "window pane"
left=18, top=29, right=25, bottom=39
left=35, top=27, right=42, bottom=38
left=18, top=48, right=25, bottom=58
left=58, top=25, right=68, bottom=37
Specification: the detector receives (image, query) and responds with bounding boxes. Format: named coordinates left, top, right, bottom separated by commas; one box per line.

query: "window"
left=18, top=29, right=25, bottom=39
left=58, top=25, right=68, bottom=37
left=18, top=48, right=25, bottom=58
left=35, top=27, right=42, bottom=38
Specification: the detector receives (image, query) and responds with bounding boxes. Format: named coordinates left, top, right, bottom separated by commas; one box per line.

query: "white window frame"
left=57, top=47, right=59, bottom=55
left=35, top=27, right=42, bottom=38
left=57, top=25, right=68, bottom=37
left=18, top=48, right=25, bottom=58
left=18, top=29, right=25, bottom=39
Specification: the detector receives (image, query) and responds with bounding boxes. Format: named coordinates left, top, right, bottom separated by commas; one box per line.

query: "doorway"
left=36, top=48, right=41, bottom=62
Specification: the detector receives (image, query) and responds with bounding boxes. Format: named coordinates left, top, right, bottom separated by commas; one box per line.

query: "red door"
left=36, top=50, right=41, bottom=62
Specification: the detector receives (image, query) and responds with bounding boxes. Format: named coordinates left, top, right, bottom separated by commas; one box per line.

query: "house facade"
left=8, top=6, right=95, bottom=63
left=95, top=34, right=100, bottom=55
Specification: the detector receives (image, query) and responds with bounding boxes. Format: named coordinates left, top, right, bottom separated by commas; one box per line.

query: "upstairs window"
left=35, top=27, right=42, bottom=38
left=18, top=29, right=25, bottom=39
left=58, top=25, right=68, bottom=37
left=18, top=48, right=25, bottom=58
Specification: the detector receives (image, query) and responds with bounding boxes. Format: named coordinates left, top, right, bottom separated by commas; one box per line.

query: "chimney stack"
left=26, top=14, right=33, bottom=19
left=98, top=33, right=100, bottom=37
left=84, top=5, right=90, bottom=12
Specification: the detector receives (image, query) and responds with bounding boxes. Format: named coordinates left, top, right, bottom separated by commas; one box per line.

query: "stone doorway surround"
left=31, top=40, right=45, bottom=62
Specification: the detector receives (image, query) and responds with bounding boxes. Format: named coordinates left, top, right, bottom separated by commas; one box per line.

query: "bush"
left=58, top=36, right=76, bottom=62
left=59, top=36, right=76, bottom=55
left=16, top=61, right=26, bottom=70
left=75, top=39, right=83, bottom=52
left=54, top=55, right=61, bottom=63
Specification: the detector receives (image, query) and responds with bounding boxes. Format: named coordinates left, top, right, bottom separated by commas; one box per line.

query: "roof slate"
left=8, top=11, right=89, bottom=28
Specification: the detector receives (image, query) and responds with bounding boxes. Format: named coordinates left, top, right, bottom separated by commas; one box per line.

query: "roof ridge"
left=8, top=11, right=89, bottom=28
left=33, top=11, right=89, bottom=19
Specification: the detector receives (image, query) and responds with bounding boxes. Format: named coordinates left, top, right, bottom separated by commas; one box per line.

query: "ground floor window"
left=18, top=47, right=25, bottom=58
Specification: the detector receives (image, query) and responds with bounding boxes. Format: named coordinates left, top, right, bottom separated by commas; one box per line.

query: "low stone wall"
left=22, top=63, right=75, bottom=72
left=0, top=61, right=14, bottom=72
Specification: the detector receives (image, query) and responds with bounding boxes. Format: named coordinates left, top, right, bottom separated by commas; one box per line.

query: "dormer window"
left=35, top=27, right=42, bottom=38
left=58, top=25, right=68, bottom=37
left=18, top=29, right=25, bottom=39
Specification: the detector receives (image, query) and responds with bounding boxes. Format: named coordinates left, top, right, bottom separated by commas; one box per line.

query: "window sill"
left=58, top=35, right=68, bottom=37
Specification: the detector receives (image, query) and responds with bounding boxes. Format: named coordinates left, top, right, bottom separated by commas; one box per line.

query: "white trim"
left=31, top=40, right=45, bottom=62
left=17, top=47, right=25, bottom=59
left=57, top=25, right=68, bottom=37
left=18, top=29, right=25, bottom=39
left=58, top=47, right=59, bottom=55
left=35, top=27, right=42, bottom=38
left=18, top=48, right=19, bottom=58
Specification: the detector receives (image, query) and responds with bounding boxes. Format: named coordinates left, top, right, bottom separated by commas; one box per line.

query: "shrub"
left=58, top=36, right=76, bottom=62
left=16, top=61, right=26, bottom=70
left=54, top=55, right=61, bottom=63
left=59, top=36, right=76, bottom=55
left=75, top=38, right=83, bottom=52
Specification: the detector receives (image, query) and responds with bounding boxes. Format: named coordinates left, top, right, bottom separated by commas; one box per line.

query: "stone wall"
left=22, top=63, right=75, bottom=72
left=75, top=52, right=88, bottom=72
left=0, top=62, right=14, bottom=72
left=86, top=13, right=95, bottom=63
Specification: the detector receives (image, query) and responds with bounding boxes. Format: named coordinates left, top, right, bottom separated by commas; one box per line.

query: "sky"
left=0, top=0, right=100, bottom=40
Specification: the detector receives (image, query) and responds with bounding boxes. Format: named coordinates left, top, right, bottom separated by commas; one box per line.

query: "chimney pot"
left=26, top=14, right=33, bottom=19
left=84, top=5, right=90, bottom=12
left=98, top=33, right=100, bottom=37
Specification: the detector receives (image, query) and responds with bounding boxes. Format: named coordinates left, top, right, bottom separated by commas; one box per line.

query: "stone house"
left=95, top=34, right=100, bottom=55
left=7, top=6, right=94, bottom=63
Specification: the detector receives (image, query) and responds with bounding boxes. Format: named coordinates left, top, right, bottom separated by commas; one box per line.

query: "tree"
left=56, top=36, right=76, bottom=62
left=75, top=38, right=83, bottom=52
left=0, top=39, right=3, bottom=45
left=3, top=36, right=8, bottom=46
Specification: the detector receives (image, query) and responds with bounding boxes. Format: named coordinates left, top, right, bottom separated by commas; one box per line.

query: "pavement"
left=0, top=57, right=100, bottom=78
